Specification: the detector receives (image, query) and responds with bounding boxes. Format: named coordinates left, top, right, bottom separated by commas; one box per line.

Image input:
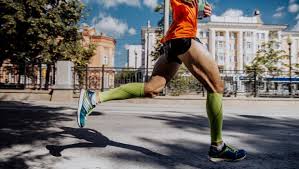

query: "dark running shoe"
left=208, top=143, right=246, bottom=162
left=77, top=89, right=97, bottom=128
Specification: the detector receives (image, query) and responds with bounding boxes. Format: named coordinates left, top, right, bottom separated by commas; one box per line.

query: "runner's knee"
left=144, top=77, right=166, bottom=97
left=213, top=80, right=224, bottom=94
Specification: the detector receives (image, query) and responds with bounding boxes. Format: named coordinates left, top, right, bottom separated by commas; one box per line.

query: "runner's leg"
left=178, top=39, right=224, bottom=145
left=98, top=53, right=181, bottom=102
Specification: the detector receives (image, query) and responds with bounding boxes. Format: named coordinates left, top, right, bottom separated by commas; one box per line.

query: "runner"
left=77, top=0, right=246, bottom=162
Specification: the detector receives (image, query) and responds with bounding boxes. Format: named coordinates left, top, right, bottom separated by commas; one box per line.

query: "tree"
left=0, top=0, right=93, bottom=66
left=0, top=0, right=94, bottom=88
left=245, top=40, right=288, bottom=76
left=245, top=40, right=289, bottom=94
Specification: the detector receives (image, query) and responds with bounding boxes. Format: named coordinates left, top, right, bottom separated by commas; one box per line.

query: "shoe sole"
left=209, top=154, right=246, bottom=162
left=77, top=89, right=86, bottom=128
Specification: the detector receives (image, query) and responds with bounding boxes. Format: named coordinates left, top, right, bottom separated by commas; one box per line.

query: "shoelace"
left=226, top=144, right=238, bottom=153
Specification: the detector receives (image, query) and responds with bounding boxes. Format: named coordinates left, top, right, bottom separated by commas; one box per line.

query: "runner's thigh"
left=150, top=53, right=181, bottom=84
left=178, top=39, right=223, bottom=93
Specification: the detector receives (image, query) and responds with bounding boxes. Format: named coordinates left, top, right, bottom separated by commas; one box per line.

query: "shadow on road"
left=136, top=113, right=299, bottom=169
left=0, top=101, right=77, bottom=169
left=46, top=127, right=199, bottom=167
left=1, top=100, right=299, bottom=169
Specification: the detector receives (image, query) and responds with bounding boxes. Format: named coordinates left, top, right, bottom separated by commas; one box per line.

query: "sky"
left=80, top=0, right=299, bottom=67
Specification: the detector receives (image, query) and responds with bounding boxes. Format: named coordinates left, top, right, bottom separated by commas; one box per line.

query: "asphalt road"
left=0, top=99, right=298, bottom=169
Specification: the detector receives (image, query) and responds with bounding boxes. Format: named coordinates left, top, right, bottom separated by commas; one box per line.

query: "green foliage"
left=167, top=66, right=190, bottom=96
left=245, top=40, right=288, bottom=76
left=150, top=33, right=163, bottom=61
left=0, top=0, right=93, bottom=66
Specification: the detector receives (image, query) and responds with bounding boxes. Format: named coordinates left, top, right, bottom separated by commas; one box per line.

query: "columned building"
left=198, top=11, right=299, bottom=93
left=198, top=12, right=288, bottom=70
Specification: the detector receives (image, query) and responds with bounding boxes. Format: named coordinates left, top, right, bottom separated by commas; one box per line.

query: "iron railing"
left=73, top=66, right=299, bottom=97
left=0, top=64, right=55, bottom=90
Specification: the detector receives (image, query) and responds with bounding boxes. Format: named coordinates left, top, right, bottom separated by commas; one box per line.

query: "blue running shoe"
left=208, top=143, right=246, bottom=162
left=77, top=89, right=97, bottom=128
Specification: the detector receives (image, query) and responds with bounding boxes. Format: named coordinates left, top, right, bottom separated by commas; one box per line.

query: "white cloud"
left=273, top=12, right=284, bottom=18
left=83, top=0, right=141, bottom=8
left=276, top=6, right=285, bottom=12
left=289, top=0, right=296, bottom=4
left=128, top=28, right=137, bottom=35
left=92, top=14, right=137, bottom=37
left=124, top=44, right=130, bottom=50
left=93, top=14, right=128, bottom=37
left=292, top=20, right=299, bottom=31
left=296, top=14, right=299, bottom=20
left=288, top=3, right=299, bottom=13
left=143, top=0, right=158, bottom=9
left=273, top=6, right=285, bottom=18
left=221, top=9, right=244, bottom=17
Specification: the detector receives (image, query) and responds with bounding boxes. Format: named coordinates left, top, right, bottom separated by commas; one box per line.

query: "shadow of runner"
left=46, top=127, right=199, bottom=167
left=0, top=101, right=76, bottom=169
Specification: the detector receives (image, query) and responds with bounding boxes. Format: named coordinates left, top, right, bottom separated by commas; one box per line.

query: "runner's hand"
left=204, top=4, right=212, bottom=17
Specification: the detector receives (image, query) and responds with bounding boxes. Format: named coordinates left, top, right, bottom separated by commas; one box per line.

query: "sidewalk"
left=0, top=100, right=298, bottom=169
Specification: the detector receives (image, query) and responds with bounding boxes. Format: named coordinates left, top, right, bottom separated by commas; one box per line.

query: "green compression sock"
left=206, top=93, right=223, bottom=144
left=99, top=83, right=144, bottom=102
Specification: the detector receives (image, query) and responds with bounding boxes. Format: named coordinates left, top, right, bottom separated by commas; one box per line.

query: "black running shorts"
left=162, top=37, right=201, bottom=64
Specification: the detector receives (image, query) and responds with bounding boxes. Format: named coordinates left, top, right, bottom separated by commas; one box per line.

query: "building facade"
left=197, top=12, right=299, bottom=94
left=198, top=13, right=291, bottom=70
left=82, top=26, right=116, bottom=68
left=81, top=26, right=116, bottom=89
left=126, top=45, right=142, bottom=69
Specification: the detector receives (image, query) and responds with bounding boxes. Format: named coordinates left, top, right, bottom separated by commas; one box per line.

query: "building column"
left=209, top=29, right=216, bottom=60
left=277, top=31, right=282, bottom=49
left=238, top=31, right=244, bottom=70
left=252, top=31, right=257, bottom=58
left=265, top=32, right=269, bottom=43
left=225, top=31, right=230, bottom=70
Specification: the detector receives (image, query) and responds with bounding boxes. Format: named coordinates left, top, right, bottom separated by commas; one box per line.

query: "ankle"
left=211, top=141, right=224, bottom=151
left=211, top=141, right=224, bottom=146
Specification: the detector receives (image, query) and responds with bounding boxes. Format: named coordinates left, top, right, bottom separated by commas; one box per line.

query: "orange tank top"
left=161, top=0, right=198, bottom=43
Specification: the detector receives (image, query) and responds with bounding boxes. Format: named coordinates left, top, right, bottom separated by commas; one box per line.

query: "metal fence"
left=73, top=66, right=153, bottom=94
left=3, top=64, right=298, bottom=98
left=0, top=64, right=55, bottom=90
left=73, top=66, right=299, bottom=97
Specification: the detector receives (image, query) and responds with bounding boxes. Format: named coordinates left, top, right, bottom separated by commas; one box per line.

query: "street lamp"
left=164, top=0, right=170, bottom=35
left=287, top=35, right=292, bottom=96
left=146, top=21, right=150, bottom=82
left=134, top=50, right=137, bottom=69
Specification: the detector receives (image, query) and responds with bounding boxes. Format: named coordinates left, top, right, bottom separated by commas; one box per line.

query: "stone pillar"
left=238, top=31, right=244, bottom=70
left=51, top=61, right=74, bottom=102
left=252, top=31, right=257, bottom=58
left=209, top=29, right=216, bottom=60
left=225, top=31, right=230, bottom=70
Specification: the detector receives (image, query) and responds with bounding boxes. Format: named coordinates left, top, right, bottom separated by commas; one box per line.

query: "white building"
left=141, top=21, right=163, bottom=72
left=197, top=11, right=299, bottom=93
left=198, top=11, right=291, bottom=70
left=126, top=45, right=142, bottom=69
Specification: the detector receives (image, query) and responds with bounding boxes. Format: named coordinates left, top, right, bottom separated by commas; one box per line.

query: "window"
left=217, top=41, right=224, bottom=48
left=247, top=42, right=252, bottom=49
left=200, top=31, right=204, bottom=38
left=261, top=33, right=265, bottom=39
left=103, top=56, right=109, bottom=65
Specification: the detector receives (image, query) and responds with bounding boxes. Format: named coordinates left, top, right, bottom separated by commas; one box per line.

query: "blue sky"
left=81, top=0, right=299, bottom=67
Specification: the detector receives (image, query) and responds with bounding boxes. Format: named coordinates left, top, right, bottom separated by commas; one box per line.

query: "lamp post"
left=164, top=0, right=170, bottom=35
left=287, top=35, right=292, bottom=96
left=134, top=50, right=137, bottom=69
left=146, top=21, right=150, bottom=82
